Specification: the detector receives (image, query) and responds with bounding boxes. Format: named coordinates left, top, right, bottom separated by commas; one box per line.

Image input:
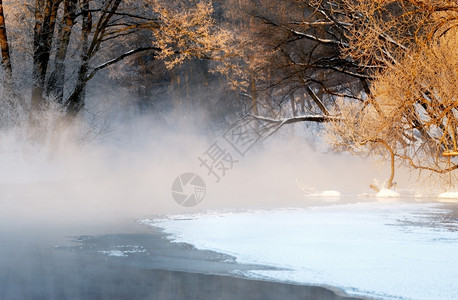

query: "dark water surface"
left=0, top=218, right=365, bottom=300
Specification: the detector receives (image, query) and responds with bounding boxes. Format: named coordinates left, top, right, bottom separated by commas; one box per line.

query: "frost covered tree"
left=0, top=0, right=230, bottom=139
left=216, top=0, right=365, bottom=121
left=325, top=0, right=458, bottom=185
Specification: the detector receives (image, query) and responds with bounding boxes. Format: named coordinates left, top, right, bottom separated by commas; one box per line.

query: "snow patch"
left=98, top=245, right=147, bottom=257
left=98, top=250, right=126, bottom=257
left=376, top=189, right=400, bottom=198
left=146, top=202, right=458, bottom=300
left=438, top=192, right=458, bottom=201
left=313, top=190, right=341, bottom=197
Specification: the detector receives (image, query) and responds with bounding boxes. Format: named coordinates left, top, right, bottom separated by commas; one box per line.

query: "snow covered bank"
left=438, top=192, right=458, bottom=202
left=145, top=202, right=458, bottom=300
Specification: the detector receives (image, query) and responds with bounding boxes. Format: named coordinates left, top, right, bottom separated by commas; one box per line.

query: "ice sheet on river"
left=144, top=202, right=458, bottom=300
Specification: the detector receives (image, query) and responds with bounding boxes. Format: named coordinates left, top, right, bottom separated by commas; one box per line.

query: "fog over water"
left=1, top=107, right=445, bottom=230
left=0, top=120, right=413, bottom=220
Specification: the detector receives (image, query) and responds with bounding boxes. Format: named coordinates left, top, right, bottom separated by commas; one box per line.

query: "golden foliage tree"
left=325, top=0, right=458, bottom=186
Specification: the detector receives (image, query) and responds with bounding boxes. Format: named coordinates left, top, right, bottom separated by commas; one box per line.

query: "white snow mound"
left=376, top=189, right=401, bottom=198
left=438, top=192, right=458, bottom=201
left=314, top=190, right=341, bottom=197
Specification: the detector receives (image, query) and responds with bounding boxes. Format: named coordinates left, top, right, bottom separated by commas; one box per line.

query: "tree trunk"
left=250, top=78, right=258, bottom=115
left=378, top=140, right=396, bottom=189
left=65, top=0, right=122, bottom=117
left=0, top=0, right=12, bottom=93
left=387, top=148, right=395, bottom=189
left=64, top=0, right=90, bottom=117
left=306, top=86, right=329, bottom=115
left=250, top=77, right=260, bottom=133
left=46, top=0, right=77, bottom=103
left=290, top=93, right=297, bottom=116
left=30, top=0, right=62, bottom=125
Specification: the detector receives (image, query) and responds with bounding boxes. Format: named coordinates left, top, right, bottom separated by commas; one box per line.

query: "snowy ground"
left=144, top=201, right=458, bottom=300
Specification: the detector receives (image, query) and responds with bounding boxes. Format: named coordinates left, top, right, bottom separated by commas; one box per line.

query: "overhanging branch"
left=87, top=46, right=160, bottom=80
left=247, top=113, right=340, bottom=142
